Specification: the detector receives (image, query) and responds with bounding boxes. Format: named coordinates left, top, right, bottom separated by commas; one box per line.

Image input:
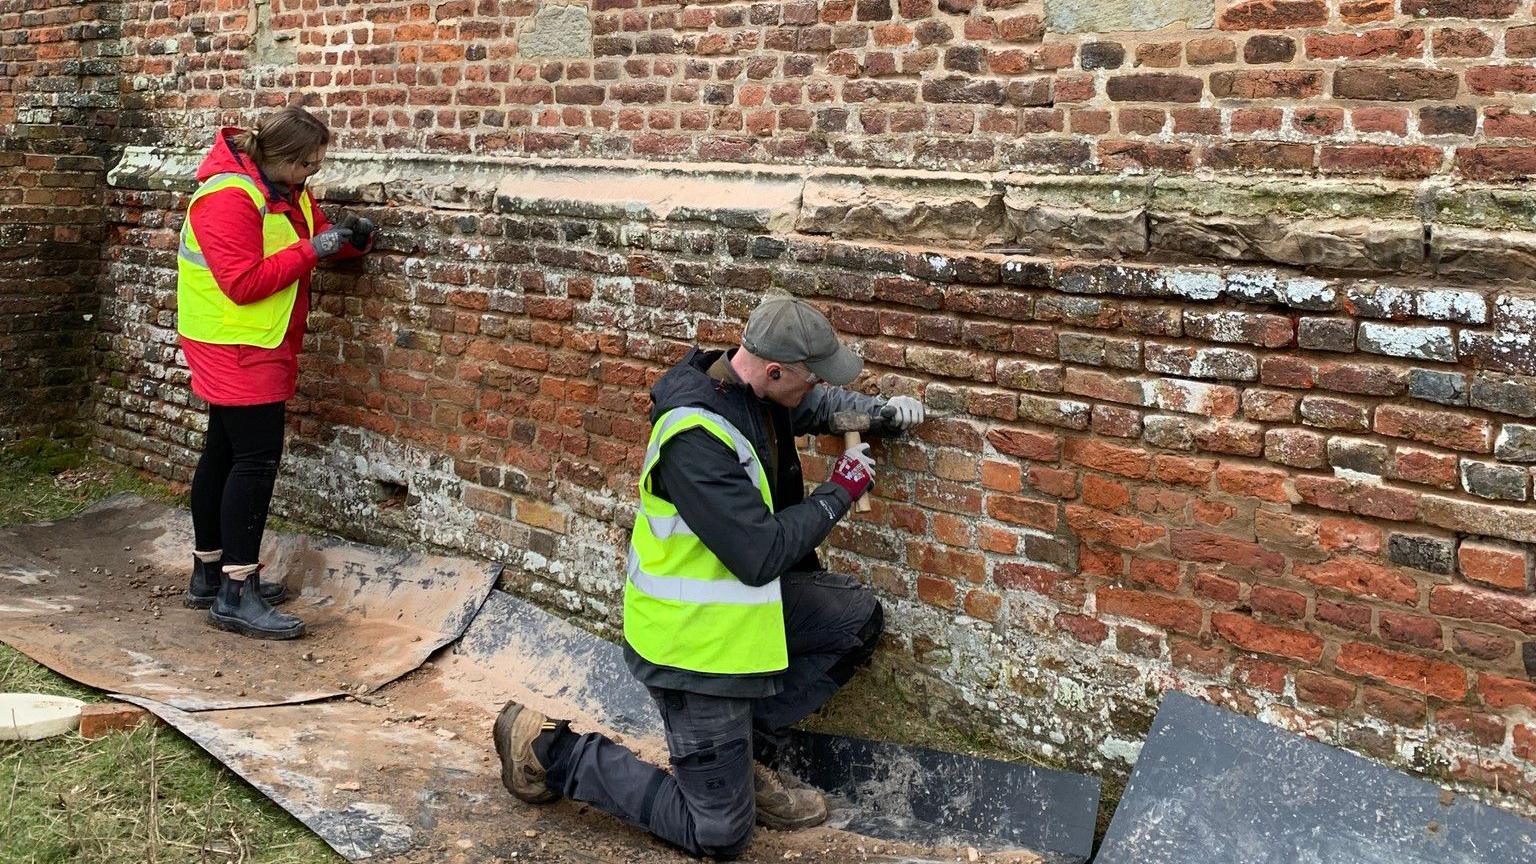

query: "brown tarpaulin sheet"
left=0, top=494, right=499, bottom=710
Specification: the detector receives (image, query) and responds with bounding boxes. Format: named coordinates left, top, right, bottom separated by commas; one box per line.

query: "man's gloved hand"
left=873, top=396, right=925, bottom=433
left=336, top=214, right=375, bottom=251
left=828, top=442, right=875, bottom=502
left=310, top=226, right=353, bottom=259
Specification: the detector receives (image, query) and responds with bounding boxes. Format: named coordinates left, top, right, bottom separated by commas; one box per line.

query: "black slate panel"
left=1097, top=691, right=1536, bottom=864
left=782, top=730, right=1099, bottom=864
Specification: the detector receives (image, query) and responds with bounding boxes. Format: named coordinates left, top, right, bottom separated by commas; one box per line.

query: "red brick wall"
left=109, top=0, right=1536, bottom=176
left=0, top=0, right=118, bottom=444
left=70, top=0, right=1536, bottom=815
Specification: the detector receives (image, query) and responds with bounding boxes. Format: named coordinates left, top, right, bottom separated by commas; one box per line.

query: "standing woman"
left=176, top=106, right=372, bottom=639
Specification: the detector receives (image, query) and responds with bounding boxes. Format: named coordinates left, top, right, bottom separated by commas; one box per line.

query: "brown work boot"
left=492, top=701, right=562, bottom=804
left=753, top=762, right=828, bottom=830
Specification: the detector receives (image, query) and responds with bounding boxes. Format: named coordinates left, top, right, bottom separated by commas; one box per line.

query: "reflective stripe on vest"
left=176, top=172, right=315, bottom=349
left=623, top=407, right=788, bottom=676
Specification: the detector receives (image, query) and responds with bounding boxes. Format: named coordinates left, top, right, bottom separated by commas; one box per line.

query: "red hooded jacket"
left=179, top=129, right=361, bottom=406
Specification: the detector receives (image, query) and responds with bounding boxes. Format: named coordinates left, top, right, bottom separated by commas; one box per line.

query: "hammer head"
left=829, top=410, right=871, bottom=434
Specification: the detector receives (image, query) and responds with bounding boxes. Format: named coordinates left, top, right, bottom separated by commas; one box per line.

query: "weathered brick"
left=1356, top=322, right=1456, bottom=363
left=1063, top=369, right=1148, bottom=406
left=1065, top=438, right=1151, bottom=478
left=1298, top=318, right=1356, bottom=353
left=1067, top=505, right=1166, bottom=549
left=1244, top=34, right=1297, bottom=63
left=1187, top=36, right=1237, bottom=64
left=1105, top=73, right=1204, bottom=103
left=1316, top=360, right=1407, bottom=397
left=1347, top=285, right=1414, bottom=321
left=1495, top=424, right=1536, bottom=462
left=1296, top=557, right=1419, bottom=604
left=1390, top=447, right=1460, bottom=489
left=1184, top=310, right=1293, bottom=348
left=1333, top=67, right=1460, bottom=101
left=1144, top=379, right=1240, bottom=417
left=1402, top=0, right=1520, bottom=16
left=1407, top=368, right=1468, bottom=406
left=1336, top=641, right=1468, bottom=701
left=1301, top=396, right=1371, bottom=432
left=1145, top=343, right=1259, bottom=381
left=1243, top=389, right=1300, bottom=422
left=1194, top=420, right=1266, bottom=456
left=1460, top=459, right=1530, bottom=501
left=1459, top=540, right=1531, bottom=592
left=1057, top=332, right=1142, bottom=369
left=1305, top=28, right=1424, bottom=59
left=1297, top=671, right=1358, bottom=711
left=1387, top=533, right=1456, bottom=574
left=1028, top=464, right=1078, bottom=497
left=1380, top=610, right=1444, bottom=649
left=1431, top=583, right=1536, bottom=635
left=1210, top=70, right=1325, bottom=99
left=1098, top=587, right=1203, bottom=634
left=987, top=427, right=1062, bottom=461
left=1265, top=427, right=1326, bottom=468
left=1170, top=529, right=1286, bottom=574
left=1218, top=0, right=1328, bottom=29
left=1214, top=612, right=1324, bottom=662
left=1471, top=372, right=1536, bottom=418
left=1327, top=436, right=1390, bottom=475
left=1374, top=404, right=1493, bottom=452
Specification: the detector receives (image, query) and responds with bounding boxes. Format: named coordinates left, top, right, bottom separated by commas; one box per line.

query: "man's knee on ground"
left=861, top=599, right=884, bottom=650
left=694, top=817, right=754, bottom=860
left=826, top=599, right=884, bottom=689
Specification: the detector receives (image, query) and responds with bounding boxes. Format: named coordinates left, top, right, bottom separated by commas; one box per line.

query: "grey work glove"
left=872, top=395, right=925, bottom=433
left=310, top=226, right=353, bottom=259
left=335, top=214, right=375, bottom=251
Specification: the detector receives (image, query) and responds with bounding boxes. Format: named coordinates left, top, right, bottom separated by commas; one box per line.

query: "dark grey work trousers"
left=543, top=570, right=883, bottom=859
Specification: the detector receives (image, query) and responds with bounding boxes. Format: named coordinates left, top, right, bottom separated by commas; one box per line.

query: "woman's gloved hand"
left=310, top=226, right=353, bottom=259
left=335, top=214, right=375, bottom=251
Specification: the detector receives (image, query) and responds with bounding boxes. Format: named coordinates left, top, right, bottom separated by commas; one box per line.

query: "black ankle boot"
left=206, top=568, right=305, bottom=640
left=185, top=557, right=288, bottom=609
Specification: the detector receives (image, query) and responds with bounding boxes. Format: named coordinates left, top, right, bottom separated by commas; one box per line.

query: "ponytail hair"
left=231, top=107, right=331, bottom=169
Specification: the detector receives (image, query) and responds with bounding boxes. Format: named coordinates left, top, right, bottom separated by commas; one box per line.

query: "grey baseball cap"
left=742, top=296, right=863, bottom=386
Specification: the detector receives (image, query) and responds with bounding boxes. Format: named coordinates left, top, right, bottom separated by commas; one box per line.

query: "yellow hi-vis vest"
left=623, top=407, right=788, bottom=676
left=176, top=172, right=315, bottom=349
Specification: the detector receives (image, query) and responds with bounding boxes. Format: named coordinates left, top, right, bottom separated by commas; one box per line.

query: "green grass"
left=0, top=442, right=342, bottom=864
left=0, top=441, right=185, bottom=526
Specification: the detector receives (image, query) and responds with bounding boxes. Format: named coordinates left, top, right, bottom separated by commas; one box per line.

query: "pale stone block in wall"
left=519, top=3, right=593, bottom=58
left=1151, top=215, right=1423, bottom=273
left=1045, top=0, right=1214, bottom=33
left=499, top=161, right=804, bottom=232
left=1002, top=176, right=1152, bottom=258
left=1149, top=177, right=1423, bottom=273
left=797, top=169, right=1005, bottom=246
left=1429, top=185, right=1536, bottom=234
left=251, top=0, right=298, bottom=65
left=1431, top=227, right=1536, bottom=284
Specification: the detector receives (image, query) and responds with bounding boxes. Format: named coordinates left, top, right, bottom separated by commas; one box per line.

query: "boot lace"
left=754, top=761, right=788, bottom=795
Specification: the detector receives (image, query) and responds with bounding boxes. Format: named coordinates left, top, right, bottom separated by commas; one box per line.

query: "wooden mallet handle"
left=844, top=430, right=872, bottom=513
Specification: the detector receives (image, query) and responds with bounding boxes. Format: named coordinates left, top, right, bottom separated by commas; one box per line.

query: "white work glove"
left=878, top=396, right=925, bottom=431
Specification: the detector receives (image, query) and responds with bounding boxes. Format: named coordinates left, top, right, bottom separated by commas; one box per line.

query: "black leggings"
left=190, top=402, right=286, bottom=567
